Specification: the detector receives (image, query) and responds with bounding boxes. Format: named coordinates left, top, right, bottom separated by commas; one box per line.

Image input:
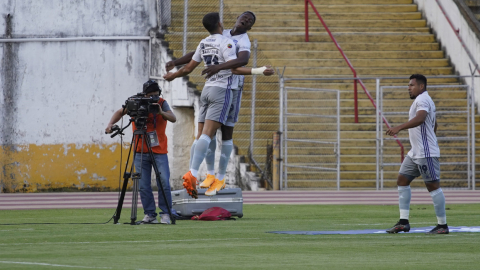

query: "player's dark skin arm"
left=165, top=52, right=195, bottom=71
left=386, top=110, right=428, bottom=136
left=434, top=120, right=437, bottom=134
left=201, top=51, right=250, bottom=78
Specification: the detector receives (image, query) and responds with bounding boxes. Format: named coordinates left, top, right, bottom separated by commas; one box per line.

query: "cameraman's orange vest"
left=132, top=98, right=168, bottom=154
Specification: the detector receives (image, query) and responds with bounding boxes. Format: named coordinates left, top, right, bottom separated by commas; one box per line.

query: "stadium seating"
left=163, top=0, right=480, bottom=189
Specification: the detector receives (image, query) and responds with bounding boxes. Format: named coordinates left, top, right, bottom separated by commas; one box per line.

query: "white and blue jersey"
left=407, top=91, right=440, bottom=159
left=192, top=33, right=237, bottom=88
left=223, top=29, right=251, bottom=90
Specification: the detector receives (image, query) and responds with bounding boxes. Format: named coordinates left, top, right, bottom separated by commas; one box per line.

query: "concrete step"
left=252, top=146, right=475, bottom=156
left=233, top=122, right=475, bottom=132
left=223, top=4, right=419, bottom=13
left=285, top=171, right=475, bottom=180
left=225, top=0, right=414, bottom=4
left=170, top=19, right=428, bottom=29
left=239, top=81, right=461, bottom=91
left=166, top=42, right=441, bottom=52
left=257, top=50, right=444, bottom=59
left=168, top=26, right=431, bottom=33
left=281, top=67, right=453, bottom=76
left=171, top=3, right=419, bottom=13
left=252, top=154, right=472, bottom=163
left=268, top=58, right=449, bottom=67
left=232, top=130, right=475, bottom=140
left=241, top=90, right=467, bottom=100
left=284, top=179, right=471, bottom=189
left=173, top=12, right=423, bottom=21
left=236, top=138, right=480, bottom=149
left=465, top=0, right=480, bottom=7
left=165, top=32, right=436, bottom=43
left=238, top=107, right=468, bottom=116
left=242, top=98, right=466, bottom=108
left=171, top=50, right=445, bottom=63
left=238, top=114, right=478, bottom=124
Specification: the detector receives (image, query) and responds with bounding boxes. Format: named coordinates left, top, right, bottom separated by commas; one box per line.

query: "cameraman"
left=105, top=80, right=176, bottom=224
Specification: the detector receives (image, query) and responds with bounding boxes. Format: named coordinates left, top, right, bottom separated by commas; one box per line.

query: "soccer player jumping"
left=385, top=74, right=448, bottom=234
left=165, top=11, right=274, bottom=196
left=164, top=12, right=272, bottom=198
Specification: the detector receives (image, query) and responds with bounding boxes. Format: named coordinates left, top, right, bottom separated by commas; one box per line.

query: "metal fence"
left=280, top=84, right=341, bottom=190
left=161, top=0, right=279, bottom=187
left=377, top=83, right=476, bottom=190
left=277, top=75, right=477, bottom=190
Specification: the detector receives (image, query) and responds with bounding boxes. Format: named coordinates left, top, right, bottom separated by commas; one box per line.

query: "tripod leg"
left=113, top=136, right=137, bottom=224
left=130, top=172, right=140, bottom=225
left=113, top=171, right=131, bottom=224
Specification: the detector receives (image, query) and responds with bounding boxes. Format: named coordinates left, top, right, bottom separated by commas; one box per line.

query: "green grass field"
left=1, top=204, right=479, bottom=270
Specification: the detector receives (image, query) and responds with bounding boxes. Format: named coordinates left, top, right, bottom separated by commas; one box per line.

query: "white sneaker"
left=140, top=214, right=159, bottom=224
left=160, top=213, right=171, bottom=225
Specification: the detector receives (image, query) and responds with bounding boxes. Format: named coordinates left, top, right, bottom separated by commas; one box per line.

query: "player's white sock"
left=218, top=140, right=233, bottom=178
left=398, top=185, right=411, bottom=220
left=205, top=136, right=216, bottom=175
left=430, top=188, right=447, bottom=225
left=190, top=135, right=211, bottom=178
left=189, top=139, right=197, bottom=170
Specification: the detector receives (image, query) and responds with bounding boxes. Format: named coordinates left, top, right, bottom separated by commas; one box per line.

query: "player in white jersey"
left=385, top=74, right=448, bottom=234
left=165, top=12, right=274, bottom=195
left=163, top=12, right=267, bottom=198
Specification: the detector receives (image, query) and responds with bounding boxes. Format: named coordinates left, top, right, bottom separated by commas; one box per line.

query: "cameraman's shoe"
left=205, top=179, right=226, bottom=196
left=200, top=174, right=215, bottom=189
left=182, top=171, right=198, bottom=199
left=140, top=214, right=159, bottom=224
left=159, top=214, right=172, bottom=225
left=386, top=221, right=410, bottom=233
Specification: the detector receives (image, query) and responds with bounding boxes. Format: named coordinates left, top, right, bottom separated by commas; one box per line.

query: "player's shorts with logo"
left=399, top=155, right=441, bottom=182
left=198, top=84, right=233, bottom=125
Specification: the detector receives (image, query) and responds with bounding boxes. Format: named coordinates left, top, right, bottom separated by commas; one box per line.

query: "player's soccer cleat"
left=200, top=174, right=216, bottom=189
left=386, top=221, right=411, bottom=233
left=426, top=224, right=449, bottom=234
left=205, top=179, right=226, bottom=196
left=140, top=214, right=159, bottom=224
left=182, top=171, right=198, bottom=199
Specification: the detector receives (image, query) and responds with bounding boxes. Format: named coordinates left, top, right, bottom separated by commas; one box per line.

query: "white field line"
left=0, top=237, right=261, bottom=246
left=0, top=260, right=111, bottom=269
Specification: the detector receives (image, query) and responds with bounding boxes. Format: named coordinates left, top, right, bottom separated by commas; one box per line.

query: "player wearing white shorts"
left=166, top=12, right=274, bottom=192
left=163, top=12, right=268, bottom=198
left=385, top=74, right=448, bottom=234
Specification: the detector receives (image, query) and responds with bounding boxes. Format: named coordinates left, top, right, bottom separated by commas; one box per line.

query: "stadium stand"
left=162, top=0, right=480, bottom=189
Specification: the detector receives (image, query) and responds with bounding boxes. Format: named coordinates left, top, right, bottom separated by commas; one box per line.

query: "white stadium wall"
left=0, top=0, right=195, bottom=192
left=415, top=0, right=480, bottom=110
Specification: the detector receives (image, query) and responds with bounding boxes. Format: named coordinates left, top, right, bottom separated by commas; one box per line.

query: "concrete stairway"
left=465, top=0, right=480, bottom=20
left=163, top=0, right=479, bottom=189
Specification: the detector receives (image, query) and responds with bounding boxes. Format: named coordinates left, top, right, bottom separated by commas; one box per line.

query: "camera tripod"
left=110, top=119, right=175, bottom=225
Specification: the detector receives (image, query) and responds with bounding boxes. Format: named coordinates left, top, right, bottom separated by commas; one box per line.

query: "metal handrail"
left=435, top=0, right=480, bottom=75
left=304, top=0, right=358, bottom=123
left=304, top=0, right=404, bottom=162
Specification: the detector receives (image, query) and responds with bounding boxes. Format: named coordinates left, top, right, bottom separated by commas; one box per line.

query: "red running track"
left=0, top=190, right=479, bottom=210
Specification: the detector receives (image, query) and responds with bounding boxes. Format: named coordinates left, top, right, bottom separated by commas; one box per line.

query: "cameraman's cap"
left=143, top=80, right=161, bottom=94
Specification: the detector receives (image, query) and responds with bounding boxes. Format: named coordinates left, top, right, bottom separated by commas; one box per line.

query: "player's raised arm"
left=163, top=59, right=201, bottom=81
left=231, top=65, right=275, bottom=76
left=165, top=52, right=195, bottom=72
left=202, top=51, right=250, bottom=78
